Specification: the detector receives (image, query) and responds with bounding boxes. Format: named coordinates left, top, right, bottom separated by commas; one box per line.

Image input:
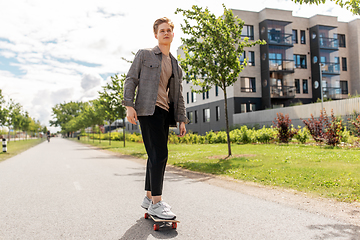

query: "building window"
left=187, top=92, right=189, bottom=104
left=335, top=57, right=340, bottom=72
left=191, top=92, right=196, bottom=103
left=342, top=57, right=347, bottom=71
left=242, top=25, right=254, bottom=40
left=248, top=51, right=255, bottom=66
left=240, top=51, right=246, bottom=64
left=241, top=77, right=256, bottom=92
left=338, top=34, right=346, bottom=48
left=340, top=81, right=348, bottom=94
left=194, top=110, right=198, bottom=123
left=294, top=54, right=307, bottom=69
left=292, top=29, right=298, bottom=44
left=249, top=103, right=256, bottom=112
left=241, top=104, right=247, bottom=113
left=302, top=79, right=308, bottom=94
left=215, top=85, right=219, bottom=96
left=203, top=108, right=210, bottom=122
left=202, top=88, right=209, bottom=99
left=215, top=106, right=220, bottom=121
left=187, top=111, right=194, bottom=124
left=295, top=79, right=300, bottom=94
left=300, top=30, right=306, bottom=44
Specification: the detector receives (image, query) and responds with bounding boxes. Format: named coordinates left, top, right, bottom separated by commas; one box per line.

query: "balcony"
left=268, top=31, right=293, bottom=46
left=321, top=62, right=340, bottom=75
left=319, top=37, right=338, bottom=50
left=271, top=85, right=296, bottom=98
left=323, top=87, right=342, bottom=99
left=269, top=59, right=294, bottom=72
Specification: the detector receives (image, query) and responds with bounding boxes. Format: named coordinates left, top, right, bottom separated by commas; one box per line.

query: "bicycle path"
left=0, top=138, right=358, bottom=239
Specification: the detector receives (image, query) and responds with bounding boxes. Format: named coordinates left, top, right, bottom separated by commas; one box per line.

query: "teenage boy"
left=122, top=17, right=189, bottom=219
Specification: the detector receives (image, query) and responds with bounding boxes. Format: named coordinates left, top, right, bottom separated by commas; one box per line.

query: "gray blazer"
left=122, top=45, right=189, bottom=125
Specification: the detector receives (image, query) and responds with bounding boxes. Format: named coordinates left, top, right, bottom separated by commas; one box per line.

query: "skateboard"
left=144, top=213, right=180, bottom=231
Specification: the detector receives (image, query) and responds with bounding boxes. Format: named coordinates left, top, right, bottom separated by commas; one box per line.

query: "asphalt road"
left=0, top=138, right=359, bottom=240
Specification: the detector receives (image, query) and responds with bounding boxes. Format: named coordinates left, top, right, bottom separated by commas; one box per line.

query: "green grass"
left=0, top=138, right=45, bottom=163
left=76, top=137, right=360, bottom=203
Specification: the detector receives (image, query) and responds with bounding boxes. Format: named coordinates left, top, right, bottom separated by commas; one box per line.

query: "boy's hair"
left=153, top=17, right=174, bottom=34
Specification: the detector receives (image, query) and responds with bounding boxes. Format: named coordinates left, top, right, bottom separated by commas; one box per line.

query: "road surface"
left=0, top=138, right=359, bottom=239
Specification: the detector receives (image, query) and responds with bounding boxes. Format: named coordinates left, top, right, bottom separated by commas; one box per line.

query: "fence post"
left=2, top=138, right=7, bottom=153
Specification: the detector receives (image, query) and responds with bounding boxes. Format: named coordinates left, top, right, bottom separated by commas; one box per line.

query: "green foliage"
left=294, top=126, right=309, bottom=144
left=292, top=0, right=360, bottom=15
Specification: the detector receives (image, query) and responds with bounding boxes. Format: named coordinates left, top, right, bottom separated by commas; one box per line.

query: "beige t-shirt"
left=156, top=54, right=172, bottom=111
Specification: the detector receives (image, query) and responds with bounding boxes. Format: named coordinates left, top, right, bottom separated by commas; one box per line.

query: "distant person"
left=47, top=130, right=50, bottom=142
left=122, top=17, right=189, bottom=219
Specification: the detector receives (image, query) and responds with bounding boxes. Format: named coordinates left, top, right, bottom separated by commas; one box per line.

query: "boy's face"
left=155, top=22, right=174, bottom=45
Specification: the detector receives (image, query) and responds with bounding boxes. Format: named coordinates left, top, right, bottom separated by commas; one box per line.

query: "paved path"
left=0, top=138, right=359, bottom=239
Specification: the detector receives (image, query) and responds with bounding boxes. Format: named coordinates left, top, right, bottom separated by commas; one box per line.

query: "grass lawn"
left=76, top=137, right=360, bottom=203
left=0, top=138, right=45, bottom=163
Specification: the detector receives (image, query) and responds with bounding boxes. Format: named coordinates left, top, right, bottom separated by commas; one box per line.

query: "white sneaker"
left=148, top=201, right=176, bottom=220
left=141, top=196, right=151, bottom=210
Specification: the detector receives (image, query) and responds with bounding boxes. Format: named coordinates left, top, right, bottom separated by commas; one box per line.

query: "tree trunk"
left=109, top=121, right=111, bottom=146
left=223, top=87, right=232, bottom=157
left=123, top=118, right=126, bottom=147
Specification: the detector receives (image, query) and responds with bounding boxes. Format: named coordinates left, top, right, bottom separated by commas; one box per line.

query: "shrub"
left=273, top=113, right=298, bottom=143
left=294, top=126, right=309, bottom=144
left=322, top=109, right=342, bottom=146
left=349, top=114, right=360, bottom=138
left=302, top=113, right=325, bottom=143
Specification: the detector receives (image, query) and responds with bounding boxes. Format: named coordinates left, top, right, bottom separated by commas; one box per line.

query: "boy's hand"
left=178, top=122, right=186, bottom=137
left=126, top=106, right=138, bottom=125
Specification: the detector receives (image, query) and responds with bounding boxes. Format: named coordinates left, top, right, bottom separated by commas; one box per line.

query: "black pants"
left=138, top=106, right=169, bottom=196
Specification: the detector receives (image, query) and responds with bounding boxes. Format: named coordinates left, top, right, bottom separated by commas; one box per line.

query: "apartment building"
left=179, top=8, right=360, bottom=134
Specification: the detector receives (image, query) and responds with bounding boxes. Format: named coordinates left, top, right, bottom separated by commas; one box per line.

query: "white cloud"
left=81, top=73, right=103, bottom=91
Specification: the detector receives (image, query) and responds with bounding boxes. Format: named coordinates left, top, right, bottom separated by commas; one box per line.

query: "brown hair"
left=153, top=17, right=174, bottom=34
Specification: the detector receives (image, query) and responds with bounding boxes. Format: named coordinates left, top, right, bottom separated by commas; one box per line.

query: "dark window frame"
left=300, top=30, right=306, bottom=44
left=292, top=29, right=298, bottom=44
left=295, top=79, right=300, bottom=94
left=342, top=57, right=347, bottom=71
left=338, top=34, right=346, bottom=48
left=340, top=80, right=348, bottom=94
left=248, top=51, right=255, bottom=66
left=302, top=79, right=308, bottom=94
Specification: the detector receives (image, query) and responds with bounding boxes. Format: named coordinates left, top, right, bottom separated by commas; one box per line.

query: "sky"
left=0, top=0, right=358, bottom=132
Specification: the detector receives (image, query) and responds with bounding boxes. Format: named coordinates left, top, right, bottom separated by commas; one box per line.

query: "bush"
left=294, top=126, right=309, bottom=144
left=322, top=109, right=342, bottom=146
left=302, top=113, right=325, bottom=143
left=273, top=113, right=298, bottom=143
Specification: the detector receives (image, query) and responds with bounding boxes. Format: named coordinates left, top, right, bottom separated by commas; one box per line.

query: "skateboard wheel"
left=144, top=213, right=149, bottom=219
left=172, top=222, right=177, bottom=229
left=154, top=224, right=160, bottom=231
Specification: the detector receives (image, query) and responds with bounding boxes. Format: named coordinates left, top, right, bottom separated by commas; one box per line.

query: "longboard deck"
left=144, top=213, right=180, bottom=231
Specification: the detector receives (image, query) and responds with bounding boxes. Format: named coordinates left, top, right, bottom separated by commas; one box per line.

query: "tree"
left=22, top=111, right=32, bottom=140
left=50, top=101, right=85, bottom=137
left=0, top=90, right=9, bottom=127
left=175, top=5, right=265, bottom=157
left=98, top=74, right=126, bottom=146
left=10, top=103, right=23, bottom=141
left=292, top=0, right=360, bottom=15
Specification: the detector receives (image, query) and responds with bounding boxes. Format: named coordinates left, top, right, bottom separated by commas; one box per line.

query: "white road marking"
left=73, top=182, right=82, bottom=190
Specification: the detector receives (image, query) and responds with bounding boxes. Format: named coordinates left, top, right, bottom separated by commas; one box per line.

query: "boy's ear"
left=154, top=33, right=158, bottom=39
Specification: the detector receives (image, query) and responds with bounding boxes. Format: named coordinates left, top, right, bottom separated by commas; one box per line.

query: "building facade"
left=179, top=8, right=360, bottom=134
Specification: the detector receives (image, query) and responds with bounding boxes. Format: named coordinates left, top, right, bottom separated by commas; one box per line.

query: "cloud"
left=81, top=73, right=103, bottom=91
